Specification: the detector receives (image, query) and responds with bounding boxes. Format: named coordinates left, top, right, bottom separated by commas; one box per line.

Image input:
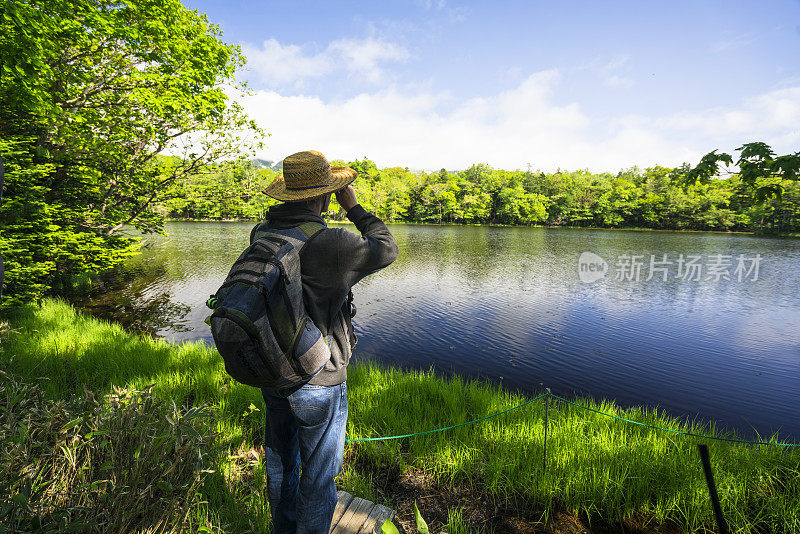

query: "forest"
left=2, top=0, right=798, bottom=307
left=158, top=156, right=800, bottom=234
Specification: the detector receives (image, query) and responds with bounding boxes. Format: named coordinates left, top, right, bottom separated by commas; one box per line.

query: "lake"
left=78, top=222, right=800, bottom=441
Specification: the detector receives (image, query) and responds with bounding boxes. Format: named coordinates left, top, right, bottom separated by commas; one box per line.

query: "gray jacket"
left=249, top=203, right=399, bottom=385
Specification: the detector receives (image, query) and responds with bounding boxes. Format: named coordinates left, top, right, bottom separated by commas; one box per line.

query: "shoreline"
left=2, top=300, right=797, bottom=533
left=163, top=217, right=800, bottom=237
left=67, top=293, right=800, bottom=445
left=67, top=291, right=794, bottom=445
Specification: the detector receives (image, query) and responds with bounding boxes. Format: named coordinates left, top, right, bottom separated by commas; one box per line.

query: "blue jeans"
left=261, top=382, right=348, bottom=534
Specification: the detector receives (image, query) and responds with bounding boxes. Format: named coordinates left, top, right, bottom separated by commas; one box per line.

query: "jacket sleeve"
left=337, top=204, right=399, bottom=287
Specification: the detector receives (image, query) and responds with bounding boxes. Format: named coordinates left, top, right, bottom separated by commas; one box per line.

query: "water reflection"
left=76, top=222, right=800, bottom=441
left=73, top=263, right=192, bottom=336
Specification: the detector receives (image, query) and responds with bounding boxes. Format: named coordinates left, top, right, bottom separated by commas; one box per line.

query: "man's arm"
left=335, top=186, right=399, bottom=287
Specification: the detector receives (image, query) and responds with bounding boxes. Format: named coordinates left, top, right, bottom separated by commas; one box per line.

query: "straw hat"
left=263, top=150, right=357, bottom=201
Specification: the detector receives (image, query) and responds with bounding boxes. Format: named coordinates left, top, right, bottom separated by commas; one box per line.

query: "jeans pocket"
left=288, top=385, right=331, bottom=427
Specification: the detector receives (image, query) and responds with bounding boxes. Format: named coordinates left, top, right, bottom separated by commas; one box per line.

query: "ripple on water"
left=81, top=223, right=800, bottom=441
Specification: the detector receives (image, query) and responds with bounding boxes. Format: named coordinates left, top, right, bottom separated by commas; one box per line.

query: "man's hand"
left=335, top=185, right=358, bottom=212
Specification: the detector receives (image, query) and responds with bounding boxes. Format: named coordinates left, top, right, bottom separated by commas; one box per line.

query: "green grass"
left=0, top=372, right=216, bottom=532
left=1, top=299, right=799, bottom=532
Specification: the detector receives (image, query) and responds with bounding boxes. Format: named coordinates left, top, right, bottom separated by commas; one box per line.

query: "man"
left=252, top=150, right=398, bottom=534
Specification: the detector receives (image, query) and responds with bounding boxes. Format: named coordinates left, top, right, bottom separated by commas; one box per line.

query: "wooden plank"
left=331, top=497, right=374, bottom=534
left=356, top=503, right=395, bottom=534
left=329, top=491, right=354, bottom=532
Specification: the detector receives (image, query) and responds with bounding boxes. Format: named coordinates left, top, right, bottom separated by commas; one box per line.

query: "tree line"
left=157, top=152, right=800, bottom=234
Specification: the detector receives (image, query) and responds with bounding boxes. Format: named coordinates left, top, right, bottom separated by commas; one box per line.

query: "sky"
left=184, top=0, right=800, bottom=172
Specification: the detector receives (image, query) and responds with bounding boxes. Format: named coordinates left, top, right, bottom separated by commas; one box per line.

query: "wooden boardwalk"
left=329, top=491, right=395, bottom=534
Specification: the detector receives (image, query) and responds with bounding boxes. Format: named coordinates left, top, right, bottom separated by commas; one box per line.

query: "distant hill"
left=252, top=158, right=282, bottom=172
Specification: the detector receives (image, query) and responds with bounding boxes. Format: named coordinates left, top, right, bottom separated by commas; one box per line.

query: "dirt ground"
left=342, top=450, right=686, bottom=534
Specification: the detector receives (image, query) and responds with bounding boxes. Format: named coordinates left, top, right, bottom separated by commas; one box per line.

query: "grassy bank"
left=1, top=300, right=798, bottom=533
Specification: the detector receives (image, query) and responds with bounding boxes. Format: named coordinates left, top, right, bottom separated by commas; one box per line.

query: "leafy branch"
left=682, top=142, right=800, bottom=202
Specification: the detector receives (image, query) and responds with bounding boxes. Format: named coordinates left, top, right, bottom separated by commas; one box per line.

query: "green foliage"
left=323, top=146, right=798, bottom=233
left=682, top=150, right=734, bottom=187
left=413, top=501, right=431, bottom=534
left=2, top=300, right=799, bottom=532
left=0, top=369, right=214, bottom=533
left=443, top=509, right=471, bottom=534
left=0, top=299, right=271, bottom=531
left=157, top=152, right=800, bottom=237
left=161, top=161, right=279, bottom=220
left=0, top=137, right=141, bottom=305
left=684, top=142, right=800, bottom=203
left=382, top=518, right=401, bottom=534
left=346, top=361, right=800, bottom=532
left=0, top=0, right=262, bottom=306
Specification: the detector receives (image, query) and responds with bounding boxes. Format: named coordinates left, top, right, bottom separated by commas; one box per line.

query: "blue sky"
left=185, top=0, right=800, bottom=172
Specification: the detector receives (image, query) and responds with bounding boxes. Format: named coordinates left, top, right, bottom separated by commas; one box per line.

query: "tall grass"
left=346, top=363, right=799, bottom=531
left=1, top=299, right=798, bottom=532
left=0, top=372, right=214, bottom=532
left=1, top=301, right=270, bottom=532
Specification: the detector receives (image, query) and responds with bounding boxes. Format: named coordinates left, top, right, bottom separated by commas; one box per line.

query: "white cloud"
left=240, top=39, right=333, bottom=87
left=240, top=37, right=411, bottom=88
left=415, top=0, right=446, bottom=10
left=328, top=38, right=411, bottom=83
left=231, top=72, right=800, bottom=172
left=603, top=75, right=634, bottom=88
left=651, top=86, right=800, bottom=140
left=598, top=55, right=634, bottom=88
left=711, top=33, right=757, bottom=53
left=414, top=0, right=468, bottom=23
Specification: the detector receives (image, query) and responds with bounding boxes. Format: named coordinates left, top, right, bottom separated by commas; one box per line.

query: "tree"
left=683, top=142, right=800, bottom=203
left=496, top=186, right=548, bottom=224
left=348, top=158, right=380, bottom=183
left=0, top=0, right=262, bottom=305
left=0, top=153, right=4, bottom=301
left=375, top=168, right=411, bottom=221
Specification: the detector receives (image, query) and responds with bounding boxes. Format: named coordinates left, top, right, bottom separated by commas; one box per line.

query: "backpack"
left=205, top=221, right=330, bottom=392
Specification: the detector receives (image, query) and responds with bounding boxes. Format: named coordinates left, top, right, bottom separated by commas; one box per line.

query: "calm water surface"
left=79, top=222, right=800, bottom=441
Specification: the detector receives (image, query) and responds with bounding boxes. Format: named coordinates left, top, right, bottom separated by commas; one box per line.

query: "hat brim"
left=263, top=166, right=358, bottom=201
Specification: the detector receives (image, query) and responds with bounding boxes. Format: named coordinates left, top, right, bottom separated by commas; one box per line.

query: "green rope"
left=551, top=394, right=800, bottom=447
left=345, top=392, right=548, bottom=443
left=345, top=390, right=800, bottom=447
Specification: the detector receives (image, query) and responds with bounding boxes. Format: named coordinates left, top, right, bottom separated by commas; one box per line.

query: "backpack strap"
left=252, top=221, right=325, bottom=252
left=292, top=222, right=326, bottom=256
left=297, top=221, right=326, bottom=240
